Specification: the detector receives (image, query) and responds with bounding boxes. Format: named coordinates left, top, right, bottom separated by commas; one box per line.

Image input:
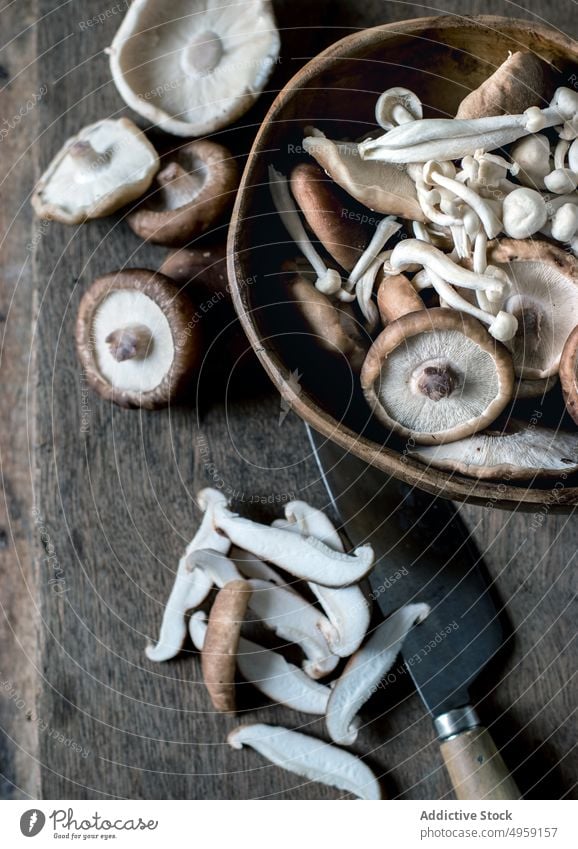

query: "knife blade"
left=307, top=425, right=520, bottom=800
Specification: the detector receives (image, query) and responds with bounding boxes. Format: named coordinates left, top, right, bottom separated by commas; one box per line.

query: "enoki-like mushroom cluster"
left=146, top=488, right=431, bottom=800
left=269, top=56, right=578, bottom=474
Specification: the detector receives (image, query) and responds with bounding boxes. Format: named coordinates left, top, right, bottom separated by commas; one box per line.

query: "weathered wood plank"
left=0, top=0, right=41, bottom=800
left=8, top=0, right=577, bottom=801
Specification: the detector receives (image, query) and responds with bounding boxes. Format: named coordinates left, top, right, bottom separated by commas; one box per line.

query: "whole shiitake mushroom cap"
left=560, top=324, right=578, bottom=424
left=127, top=140, right=238, bottom=246
left=361, top=308, right=514, bottom=445
left=76, top=269, right=201, bottom=409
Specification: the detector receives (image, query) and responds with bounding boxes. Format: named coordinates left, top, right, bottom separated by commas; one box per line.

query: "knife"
left=307, top=425, right=520, bottom=800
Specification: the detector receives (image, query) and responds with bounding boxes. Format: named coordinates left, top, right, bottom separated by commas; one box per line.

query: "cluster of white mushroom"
left=146, top=488, right=430, bottom=800
left=270, top=52, right=578, bottom=474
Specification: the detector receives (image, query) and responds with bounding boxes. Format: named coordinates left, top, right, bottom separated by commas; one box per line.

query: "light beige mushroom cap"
left=361, top=308, right=514, bottom=445
left=488, top=240, right=578, bottom=379
left=31, top=118, right=159, bottom=224
left=109, top=0, right=280, bottom=137
left=408, top=423, right=578, bottom=480
left=303, top=134, right=425, bottom=221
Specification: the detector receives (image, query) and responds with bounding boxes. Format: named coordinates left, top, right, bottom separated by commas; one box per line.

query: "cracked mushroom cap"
left=488, top=240, right=578, bottom=379
left=408, top=422, right=578, bottom=479
left=127, top=140, right=239, bottom=246
left=560, top=325, right=578, bottom=424
left=76, top=269, right=201, bottom=409
left=31, top=118, right=159, bottom=225
left=109, top=0, right=280, bottom=137
left=361, top=309, right=514, bottom=445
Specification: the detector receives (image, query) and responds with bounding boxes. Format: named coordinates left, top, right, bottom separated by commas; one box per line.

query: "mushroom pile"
left=269, top=53, right=578, bottom=479
left=146, top=488, right=431, bottom=800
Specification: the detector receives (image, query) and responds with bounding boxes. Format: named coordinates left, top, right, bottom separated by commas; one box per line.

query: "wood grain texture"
left=0, top=0, right=575, bottom=801
left=440, top=727, right=521, bottom=800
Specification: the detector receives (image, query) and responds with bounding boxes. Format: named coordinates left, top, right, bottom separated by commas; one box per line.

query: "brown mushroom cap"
left=487, top=239, right=578, bottom=379
left=361, top=308, right=514, bottom=445
left=376, top=271, right=424, bottom=325
left=289, top=163, right=372, bottom=272
left=560, top=324, right=578, bottom=424
left=127, top=140, right=238, bottom=246
left=514, top=374, right=558, bottom=400
left=76, top=269, right=201, bottom=409
left=456, top=51, right=557, bottom=119
left=201, top=579, right=251, bottom=714
left=286, top=272, right=367, bottom=370
left=159, top=243, right=228, bottom=294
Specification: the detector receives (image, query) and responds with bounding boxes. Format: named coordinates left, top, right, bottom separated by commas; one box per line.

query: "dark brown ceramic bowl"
left=227, top=15, right=578, bottom=511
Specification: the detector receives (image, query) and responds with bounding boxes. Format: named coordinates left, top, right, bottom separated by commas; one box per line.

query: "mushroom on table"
left=76, top=269, right=201, bottom=409
left=127, top=140, right=239, bottom=246
left=32, top=118, right=159, bottom=224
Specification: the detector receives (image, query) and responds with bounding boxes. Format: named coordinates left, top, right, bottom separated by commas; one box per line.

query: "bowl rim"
left=227, top=14, right=578, bottom=511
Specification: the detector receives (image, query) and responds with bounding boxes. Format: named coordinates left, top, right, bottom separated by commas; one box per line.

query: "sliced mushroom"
left=230, top=547, right=285, bottom=585
left=289, top=163, right=372, bottom=271
left=560, top=325, right=578, bottom=424
left=246, top=579, right=338, bottom=679
left=127, top=140, right=238, bottom=246
left=377, top=272, right=424, bottom=324
left=361, top=308, right=515, bottom=445
left=302, top=133, right=424, bottom=220
left=109, top=0, right=280, bottom=137
left=279, top=501, right=371, bottom=658
left=187, top=548, right=242, bottom=586
left=407, top=422, right=578, bottom=479
left=488, top=239, right=578, bottom=378
left=32, top=118, right=159, bottom=224
left=456, top=52, right=556, bottom=120
left=76, top=269, right=201, bottom=409
left=285, top=272, right=367, bottom=369
left=190, top=612, right=331, bottom=715
left=326, top=603, right=430, bottom=745
left=202, top=579, right=252, bottom=713
left=213, top=502, right=374, bottom=587
left=227, top=724, right=382, bottom=800
left=145, top=488, right=229, bottom=662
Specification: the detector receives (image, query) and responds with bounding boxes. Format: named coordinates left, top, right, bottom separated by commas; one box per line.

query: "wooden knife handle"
left=440, top=726, right=521, bottom=800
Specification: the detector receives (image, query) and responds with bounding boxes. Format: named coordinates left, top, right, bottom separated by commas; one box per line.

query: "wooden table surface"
left=0, top=0, right=576, bottom=800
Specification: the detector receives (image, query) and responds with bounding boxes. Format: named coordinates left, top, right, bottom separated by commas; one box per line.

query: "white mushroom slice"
left=326, top=604, right=430, bottom=745
left=502, top=188, right=548, bottom=238
left=302, top=134, right=424, bottom=221
left=227, top=724, right=381, bottom=800
left=109, top=0, right=280, bottom=137
left=32, top=119, right=159, bottom=224
left=230, top=547, right=284, bottom=585
left=246, top=580, right=338, bottom=679
left=269, top=166, right=341, bottom=295
left=281, top=502, right=371, bottom=658
left=408, top=424, right=578, bottom=480
left=359, top=90, right=576, bottom=163
left=361, top=308, right=515, bottom=445
left=187, top=548, right=242, bottom=586
left=213, top=503, right=374, bottom=587
left=190, top=613, right=331, bottom=715
left=488, top=239, right=578, bottom=378
left=145, top=489, right=229, bottom=661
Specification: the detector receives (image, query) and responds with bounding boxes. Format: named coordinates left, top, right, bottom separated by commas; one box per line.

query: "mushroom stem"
left=415, top=362, right=458, bottom=401
left=155, top=161, right=203, bottom=207
left=202, top=579, right=251, bottom=714
left=347, top=216, right=401, bottom=286
left=105, top=323, right=154, bottom=362
left=269, top=166, right=341, bottom=295
left=425, top=166, right=502, bottom=239
left=68, top=139, right=111, bottom=169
